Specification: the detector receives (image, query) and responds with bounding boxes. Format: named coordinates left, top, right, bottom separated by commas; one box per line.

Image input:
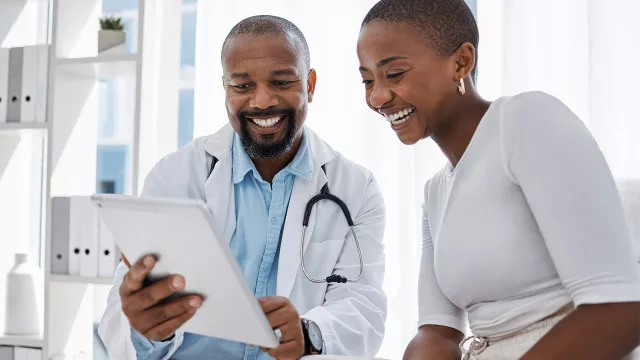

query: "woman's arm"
left=522, top=302, right=640, bottom=359
left=404, top=184, right=467, bottom=359
left=502, top=92, right=640, bottom=359
left=404, top=325, right=464, bottom=360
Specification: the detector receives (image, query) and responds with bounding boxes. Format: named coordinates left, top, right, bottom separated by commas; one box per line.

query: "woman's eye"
left=387, top=72, right=405, bottom=79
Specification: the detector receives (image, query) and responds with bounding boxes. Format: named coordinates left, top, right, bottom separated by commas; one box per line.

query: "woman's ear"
left=453, top=42, right=476, bottom=80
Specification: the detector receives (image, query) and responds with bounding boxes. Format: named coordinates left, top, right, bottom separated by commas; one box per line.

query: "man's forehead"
left=222, top=34, right=304, bottom=71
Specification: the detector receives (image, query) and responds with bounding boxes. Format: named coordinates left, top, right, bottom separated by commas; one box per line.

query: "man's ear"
left=307, top=69, right=317, bottom=103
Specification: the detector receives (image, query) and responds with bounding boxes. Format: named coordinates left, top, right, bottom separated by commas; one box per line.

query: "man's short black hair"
left=362, top=0, right=479, bottom=80
left=222, top=15, right=311, bottom=71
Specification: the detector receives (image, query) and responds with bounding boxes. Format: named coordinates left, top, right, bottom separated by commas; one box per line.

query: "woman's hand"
left=522, top=302, right=640, bottom=360
left=403, top=325, right=464, bottom=360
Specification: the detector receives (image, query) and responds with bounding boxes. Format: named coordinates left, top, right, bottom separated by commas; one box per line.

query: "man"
left=98, top=15, right=387, bottom=360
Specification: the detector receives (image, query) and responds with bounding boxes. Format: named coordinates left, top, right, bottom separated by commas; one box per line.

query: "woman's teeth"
left=250, top=116, right=283, bottom=128
left=386, top=107, right=415, bottom=125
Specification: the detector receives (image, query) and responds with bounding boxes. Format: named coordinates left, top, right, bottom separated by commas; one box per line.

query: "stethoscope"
left=300, top=165, right=364, bottom=284
left=208, top=156, right=364, bottom=285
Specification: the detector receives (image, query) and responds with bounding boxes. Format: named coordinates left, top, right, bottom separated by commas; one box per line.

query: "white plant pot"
left=4, top=253, right=43, bottom=335
left=98, top=30, right=126, bottom=55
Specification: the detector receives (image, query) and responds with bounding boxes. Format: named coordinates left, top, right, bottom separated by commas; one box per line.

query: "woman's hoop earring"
left=458, top=78, right=466, bottom=96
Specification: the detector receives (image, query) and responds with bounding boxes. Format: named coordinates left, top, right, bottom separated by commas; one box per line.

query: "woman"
left=356, top=0, right=640, bottom=359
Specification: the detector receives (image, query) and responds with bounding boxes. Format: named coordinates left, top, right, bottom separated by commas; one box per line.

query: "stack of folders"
left=0, top=346, right=41, bottom=360
left=0, top=45, right=49, bottom=124
left=51, top=196, right=120, bottom=279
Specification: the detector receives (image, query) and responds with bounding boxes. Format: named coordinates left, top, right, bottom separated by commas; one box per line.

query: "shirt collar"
left=232, top=128, right=314, bottom=184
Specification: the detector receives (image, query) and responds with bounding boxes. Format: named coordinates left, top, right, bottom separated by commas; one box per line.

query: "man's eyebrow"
left=271, top=69, right=299, bottom=76
left=230, top=72, right=251, bottom=79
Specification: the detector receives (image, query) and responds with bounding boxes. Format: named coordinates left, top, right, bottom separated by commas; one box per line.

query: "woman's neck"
left=432, top=91, right=491, bottom=168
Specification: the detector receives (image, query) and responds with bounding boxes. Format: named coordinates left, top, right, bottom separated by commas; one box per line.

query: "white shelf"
left=48, top=274, right=114, bottom=285
left=0, top=333, right=43, bottom=348
left=0, top=122, right=48, bottom=131
left=55, top=54, right=139, bottom=79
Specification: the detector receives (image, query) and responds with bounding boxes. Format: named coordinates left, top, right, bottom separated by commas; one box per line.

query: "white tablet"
left=90, top=194, right=279, bottom=349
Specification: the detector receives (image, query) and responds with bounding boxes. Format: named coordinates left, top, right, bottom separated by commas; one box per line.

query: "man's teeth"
left=250, top=116, right=283, bottom=128
left=386, top=107, right=415, bottom=125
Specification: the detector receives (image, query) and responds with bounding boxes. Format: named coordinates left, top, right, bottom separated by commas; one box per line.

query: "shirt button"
left=271, top=217, right=278, bottom=225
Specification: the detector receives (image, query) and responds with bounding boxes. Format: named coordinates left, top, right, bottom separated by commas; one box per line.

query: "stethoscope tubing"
left=300, top=225, right=364, bottom=283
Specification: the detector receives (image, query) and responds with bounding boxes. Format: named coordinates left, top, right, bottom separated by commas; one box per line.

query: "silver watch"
left=301, top=318, right=323, bottom=354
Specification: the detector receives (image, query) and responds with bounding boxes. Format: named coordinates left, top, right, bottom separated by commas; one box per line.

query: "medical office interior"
left=0, top=0, right=638, bottom=359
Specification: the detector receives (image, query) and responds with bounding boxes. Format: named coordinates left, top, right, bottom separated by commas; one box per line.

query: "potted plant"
left=98, top=16, right=126, bottom=54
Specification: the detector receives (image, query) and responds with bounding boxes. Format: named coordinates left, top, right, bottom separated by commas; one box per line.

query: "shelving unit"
left=48, top=274, right=113, bottom=286
left=0, top=334, right=43, bottom=349
left=0, top=0, right=50, bottom=355
left=55, top=54, right=139, bottom=79
left=1, top=0, right=186, bottom=358
left=0, top=123, right=49, bottom=131
left=40, top=0, right=148, bottom=359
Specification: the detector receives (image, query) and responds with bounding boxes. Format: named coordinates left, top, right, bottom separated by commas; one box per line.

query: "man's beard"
left=238, top=108, right=299, bottom=159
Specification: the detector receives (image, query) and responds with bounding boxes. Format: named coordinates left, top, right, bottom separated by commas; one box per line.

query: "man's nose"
left=249, top=85, right=279, bottom=109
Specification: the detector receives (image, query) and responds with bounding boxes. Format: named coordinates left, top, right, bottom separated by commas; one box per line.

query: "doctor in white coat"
left=98, top=15, right=387, bottom=360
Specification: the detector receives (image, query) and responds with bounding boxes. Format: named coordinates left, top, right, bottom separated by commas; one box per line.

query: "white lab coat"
left=98, top=124, right=387, bottom=359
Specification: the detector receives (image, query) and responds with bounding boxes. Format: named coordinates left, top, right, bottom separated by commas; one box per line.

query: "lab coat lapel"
left=277, top=127, right=335, bottom=297
left=203, top=125, right=236, bottom=245
left=277, top=164, right=326, bottom=297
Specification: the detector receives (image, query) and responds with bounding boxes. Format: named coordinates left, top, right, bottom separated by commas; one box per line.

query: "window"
left=96, top=0, right=197, bottom=194
left=177, top=2, right=197, bottom=148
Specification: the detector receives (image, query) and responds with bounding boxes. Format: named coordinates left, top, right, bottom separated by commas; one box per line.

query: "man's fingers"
left=137, top=296, right=202, bottom=334
left=275, top=322, right=301, bottom=343
left=121, top=255, right=156, bottom=296
left=259, top=296, right=289, bottom=314
left=265, top=306, right=296, bottom=329
left=127, top=275, right=185, bottom=312
left=143, top=307, right=199, bottom=341
left=265, top=339, right=301, bottom=359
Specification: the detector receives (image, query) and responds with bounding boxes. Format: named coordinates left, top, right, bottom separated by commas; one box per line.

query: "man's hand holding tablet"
left=120, top=254, right=204, bottom=341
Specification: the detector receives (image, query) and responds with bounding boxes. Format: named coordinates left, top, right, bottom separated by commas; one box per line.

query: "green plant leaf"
left=99, top=15, right=125, bottom=30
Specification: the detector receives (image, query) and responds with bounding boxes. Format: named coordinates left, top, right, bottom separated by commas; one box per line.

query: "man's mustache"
left=238, top=108, right=294, bottom=120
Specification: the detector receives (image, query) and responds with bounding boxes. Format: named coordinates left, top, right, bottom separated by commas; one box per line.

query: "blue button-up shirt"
left=130, top=130, right=313, bottom=360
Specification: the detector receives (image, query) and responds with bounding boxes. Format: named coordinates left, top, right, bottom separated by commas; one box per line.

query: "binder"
left=0, top=346, right=14, bottom=360
left=98, top=217, right=119, bottom=278
left=67, top=197, right=100, bottom=277
left=68, top=196, right=93, bottom=276
left=51, top=197, right=71, bottom=275
left=6, top=47, right=23, bottom=123
left=13, top=347, right=41, bottom=360
left=68, top=197, right=80, bottom=276
left=78, top=196, right=99, bottom=277
left=0, top=48, right=9, bottom=123
left=20, top=45, right=48, bottom=123
left=36, top=45, right=48, bottom=124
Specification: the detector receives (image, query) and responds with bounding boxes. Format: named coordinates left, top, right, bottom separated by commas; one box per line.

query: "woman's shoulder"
left=423, top=166, right=450, bottom=201
left=499, top=91, right=570, bottom=118
left=496, top=91, right=587, bottom=142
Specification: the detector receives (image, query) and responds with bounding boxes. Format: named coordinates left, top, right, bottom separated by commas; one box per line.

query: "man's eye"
left=362, top=80, right=373, bottom=86
left=273, top=81, right=293, bottom=86
left=233, top=84, right=251, bottom=90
